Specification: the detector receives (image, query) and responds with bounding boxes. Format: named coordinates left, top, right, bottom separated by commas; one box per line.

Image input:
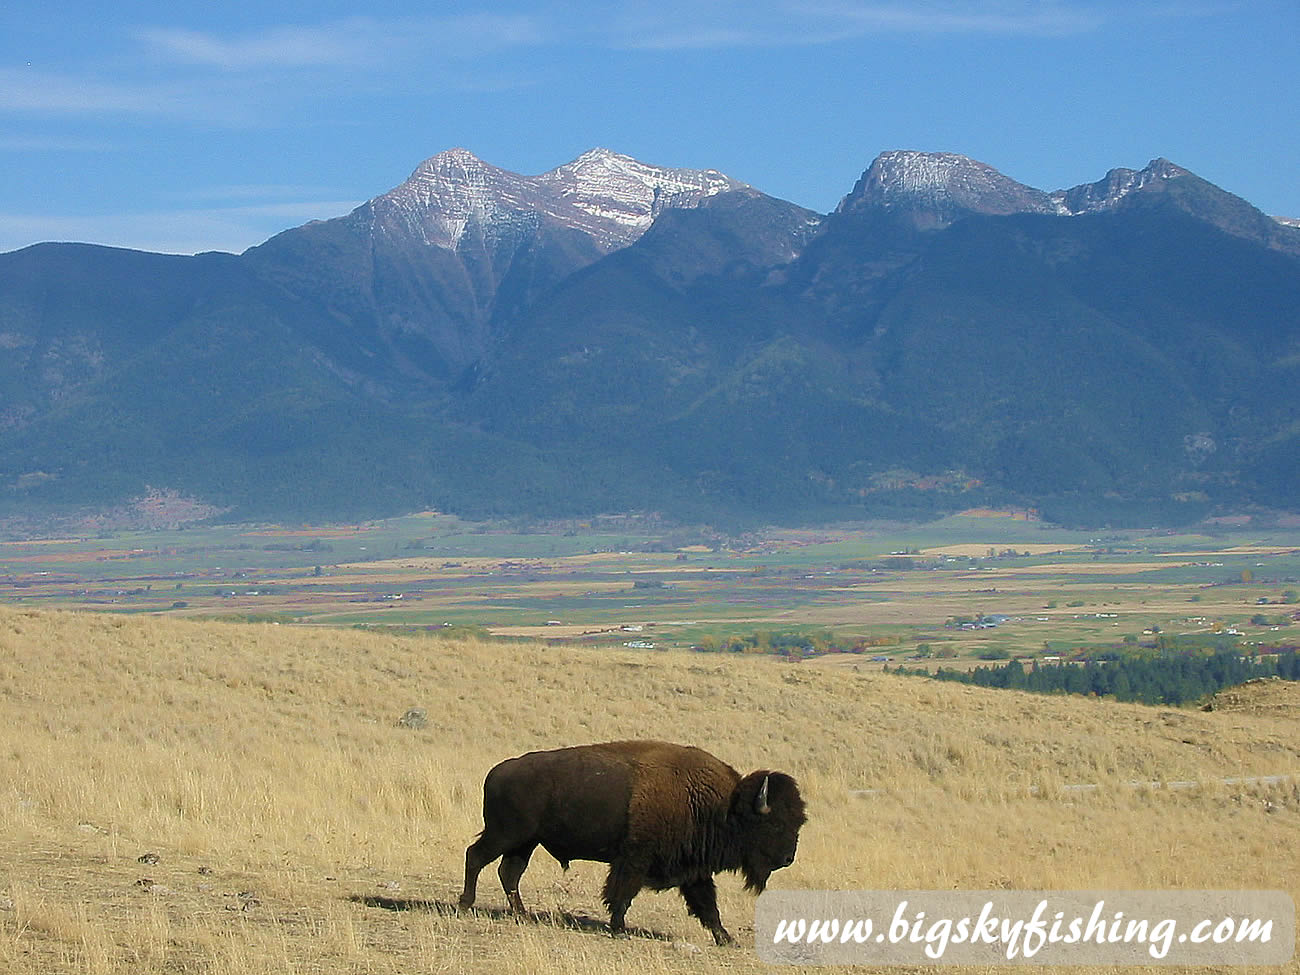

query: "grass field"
left=1, top=605, right=1298, bottom=973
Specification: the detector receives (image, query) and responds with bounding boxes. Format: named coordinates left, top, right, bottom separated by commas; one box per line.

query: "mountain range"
left=2, top=146, right=1298, bottom=528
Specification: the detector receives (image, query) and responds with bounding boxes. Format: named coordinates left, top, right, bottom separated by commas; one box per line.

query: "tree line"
left=889, top=650, right=1300, bottom=706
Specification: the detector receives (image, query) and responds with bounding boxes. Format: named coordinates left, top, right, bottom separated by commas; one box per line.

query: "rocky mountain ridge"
left=838, top=150, right=1059, bottom=228
left=832, top=150, right=1300, bottom=258
left=361, top=146, right=752, bottom=252
left=1049, top=157, right=1190, bottom=214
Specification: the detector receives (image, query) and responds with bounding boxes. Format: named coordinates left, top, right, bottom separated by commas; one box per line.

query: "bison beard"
left=458, top=740, right=806, bottom=946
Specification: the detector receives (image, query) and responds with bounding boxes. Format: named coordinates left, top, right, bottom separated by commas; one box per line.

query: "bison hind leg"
left=498, top=842, right=537, bottom=916
left=459, top=833, right=498, bottom=910
left=460, top=830, right=532, bottom=911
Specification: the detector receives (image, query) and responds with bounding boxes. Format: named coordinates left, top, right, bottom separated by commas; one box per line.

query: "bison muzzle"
left=458, top=740, right=805, bottom=945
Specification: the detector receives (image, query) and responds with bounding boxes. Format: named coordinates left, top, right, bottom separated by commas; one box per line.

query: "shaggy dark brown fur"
left=458, top=740, right=806, bottom=945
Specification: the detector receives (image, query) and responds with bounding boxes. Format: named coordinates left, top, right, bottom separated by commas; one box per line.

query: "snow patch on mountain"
left=1050, top=158, right=1191, bottom=214
left=372, top=148, right=545, bottom=250
left=366, top=146, right=750, bottom=251
left=838, top=151, right=1215, bottom=230
left=538, top=148, right=746, bottom=240
left=839, top=150, right=1057, bottom=228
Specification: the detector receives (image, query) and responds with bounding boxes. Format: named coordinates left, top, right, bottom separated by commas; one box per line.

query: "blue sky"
left=2, top=1, right=1296, bottom=254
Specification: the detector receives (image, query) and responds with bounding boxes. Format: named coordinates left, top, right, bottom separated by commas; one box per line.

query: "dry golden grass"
left=1, top=606, right=1297, bottom=974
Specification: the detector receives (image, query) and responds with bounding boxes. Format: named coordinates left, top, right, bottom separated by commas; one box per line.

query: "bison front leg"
left=680, top=878, right=734, bottom=946
left=602, top=858, right=648, bottom=938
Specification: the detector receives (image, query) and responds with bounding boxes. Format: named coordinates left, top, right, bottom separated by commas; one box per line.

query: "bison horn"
left=756, top=774, right=771, bottom=815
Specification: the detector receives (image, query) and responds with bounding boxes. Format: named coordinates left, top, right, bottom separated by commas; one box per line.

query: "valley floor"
left=4, top=512, right=1300, bottom=664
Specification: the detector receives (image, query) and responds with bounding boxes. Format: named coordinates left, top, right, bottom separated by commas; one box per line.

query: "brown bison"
left=458, top=740, right=806, bottom=945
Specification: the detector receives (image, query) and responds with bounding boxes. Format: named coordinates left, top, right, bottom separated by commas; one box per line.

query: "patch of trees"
left=693, top=629, right=903, bottom=657
left=891, top=649, right=1300, bottom=706
left=262, top=539, right=333, bottom=552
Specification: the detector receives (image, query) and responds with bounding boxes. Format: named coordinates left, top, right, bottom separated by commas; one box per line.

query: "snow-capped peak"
left=364, top=147, right=751, bottom=251
left=543, top=146, right=738, bottom=190
left=1049, top=157, right=1192, bottom=214
left=373, top=148, right=540, bottom=249
left=840, top=150, right=1056, bottom=228
left=554, top=146, right=629, bottom=172
left=538, top=149, right=749, bottom=241
left=840, top=150, right=1209, bottom=228
left=413, top=146, right=488, bottom=171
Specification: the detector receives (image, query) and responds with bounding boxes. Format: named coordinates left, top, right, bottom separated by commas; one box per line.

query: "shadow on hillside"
left=349, top=894, right=672, bottom=941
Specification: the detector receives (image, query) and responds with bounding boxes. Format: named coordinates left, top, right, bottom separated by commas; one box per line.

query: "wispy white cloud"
left=0, top=67, right=178, bottom=115
left=797, top=1, right=1108, bottom=36
left=0, top=11, right=549, bottom=128
left=0, top=2, right=1224, bottom=127
left=0, top=14, right=546, bottom=126
left=0, top=66, right=270, bottom=124
left=137, top=23, right=376, bottom=70
left=136, top=14, right=545, bottom=71
left=613, top=1, right=1109, bottom=50
left=115, top=3, right=1118, bottom=79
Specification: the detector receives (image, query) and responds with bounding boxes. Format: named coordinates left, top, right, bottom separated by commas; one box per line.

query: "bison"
left=458, top=740, right=806, bottom=945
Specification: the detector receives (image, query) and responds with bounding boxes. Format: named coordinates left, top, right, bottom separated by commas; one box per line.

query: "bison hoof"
left=712, top=928, right=736, bottom=947
left=457, top=896, right=475, bottom=911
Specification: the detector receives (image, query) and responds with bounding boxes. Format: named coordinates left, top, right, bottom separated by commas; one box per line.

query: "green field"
left=3, top=510, right=1298, bottom=662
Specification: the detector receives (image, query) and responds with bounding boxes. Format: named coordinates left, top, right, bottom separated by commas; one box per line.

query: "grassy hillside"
left=1, top=607, right=1297, bottom=973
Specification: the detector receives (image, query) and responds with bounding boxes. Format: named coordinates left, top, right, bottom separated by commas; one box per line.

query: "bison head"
left=730, top=770, right=806, bottom=893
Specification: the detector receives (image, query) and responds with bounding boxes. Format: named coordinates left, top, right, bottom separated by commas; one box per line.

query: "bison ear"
left=755, top=774, right=771, bottom=815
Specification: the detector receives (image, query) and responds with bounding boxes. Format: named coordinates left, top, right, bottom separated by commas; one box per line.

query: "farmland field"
left=3, top=510, right=1299, bottom=665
